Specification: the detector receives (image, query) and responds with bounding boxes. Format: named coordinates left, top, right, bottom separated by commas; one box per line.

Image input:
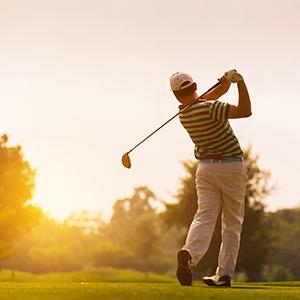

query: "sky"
left=0, top=0, right=299, bottom=220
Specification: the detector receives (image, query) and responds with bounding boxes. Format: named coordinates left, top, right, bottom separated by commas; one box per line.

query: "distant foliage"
left=3, top=187, right=172, bottom=274
left=96, top=186, right=170, bottom=273
left=2, top=210, right=102, bottom=273
left=4, top=145, right=300, bottom=280
left=0, top=134, right=42, bottom=260
left=264, top=208, right=300, bottom=280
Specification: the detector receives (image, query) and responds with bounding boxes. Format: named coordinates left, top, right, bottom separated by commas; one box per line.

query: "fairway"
left=1, top=282, right=300, bottom=300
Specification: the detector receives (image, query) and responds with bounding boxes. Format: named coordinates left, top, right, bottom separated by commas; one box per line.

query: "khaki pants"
left=182, top=161, right=248, bottom=277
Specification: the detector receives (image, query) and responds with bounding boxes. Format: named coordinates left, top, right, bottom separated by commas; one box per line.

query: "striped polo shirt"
left=179, top=100, right=243, bottom=159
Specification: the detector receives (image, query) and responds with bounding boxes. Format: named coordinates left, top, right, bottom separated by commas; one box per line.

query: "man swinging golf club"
left=170, top=69, right=251, bottom=287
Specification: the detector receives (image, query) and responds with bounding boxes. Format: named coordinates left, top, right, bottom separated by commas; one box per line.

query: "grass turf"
left=1, top=282, right=300, bottom=300
left=0, top=268, right=176, bottom=283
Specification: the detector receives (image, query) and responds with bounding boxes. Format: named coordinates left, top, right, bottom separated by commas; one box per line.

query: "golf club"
left=121, top=71, right=237, bottom=169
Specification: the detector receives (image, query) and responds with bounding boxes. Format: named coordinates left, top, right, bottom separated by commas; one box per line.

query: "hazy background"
left=0, top=0, right=299, bottom=219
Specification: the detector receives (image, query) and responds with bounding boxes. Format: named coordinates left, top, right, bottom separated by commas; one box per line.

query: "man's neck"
left=180, top=92, right=199, bottom=106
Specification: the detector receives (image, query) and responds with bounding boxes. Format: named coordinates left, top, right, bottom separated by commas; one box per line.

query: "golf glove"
left=224, top=69, right=243, bottom=83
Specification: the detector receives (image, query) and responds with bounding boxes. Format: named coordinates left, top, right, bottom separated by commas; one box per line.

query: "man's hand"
left=218, top=74, right=232, bottom=86
left=224, top=69, right=244, bottom=83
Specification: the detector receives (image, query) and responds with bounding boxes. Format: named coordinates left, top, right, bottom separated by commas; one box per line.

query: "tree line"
left=0, top=134, right=300, bottom=281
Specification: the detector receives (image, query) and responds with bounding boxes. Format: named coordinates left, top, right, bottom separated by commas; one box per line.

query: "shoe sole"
left=176, top=250, right=192, bottom=286
left=202, top=278, right=231, bottom=287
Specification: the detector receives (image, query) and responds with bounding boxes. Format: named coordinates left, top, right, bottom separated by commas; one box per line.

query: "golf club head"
left=121, top=152, right=131, bottom=169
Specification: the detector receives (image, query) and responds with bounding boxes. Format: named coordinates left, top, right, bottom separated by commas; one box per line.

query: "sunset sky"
left=1, top=0, right=299, bottom=220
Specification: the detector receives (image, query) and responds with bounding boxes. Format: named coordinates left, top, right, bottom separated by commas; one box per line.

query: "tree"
left=107, top=186, right=157, bottom=246
left=96, top=186, right=168, bottom=273
left=264, top=208, right=300, bottom=280
left=2, top=211, right=97, bottom=273
left=161, top=146, right=273, bottom=280
left=0, top=134, right=42, bottom=260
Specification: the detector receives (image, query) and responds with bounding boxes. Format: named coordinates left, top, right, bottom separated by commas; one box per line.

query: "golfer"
left=170, top=70, right=251, bottom=287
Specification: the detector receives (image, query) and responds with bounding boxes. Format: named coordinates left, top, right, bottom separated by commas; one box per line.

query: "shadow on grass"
left=231, top=286, right=268, bottom=290
left=261, top=283, right=300, bottom=287
left=192, top=283, right=269, bottom=290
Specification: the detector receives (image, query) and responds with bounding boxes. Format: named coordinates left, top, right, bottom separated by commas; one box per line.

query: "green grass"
left=1, top=269, right=300, bottom=299
left=1, top=282, right=300, bottom=300
left=0, top=268, right=175, bottom=283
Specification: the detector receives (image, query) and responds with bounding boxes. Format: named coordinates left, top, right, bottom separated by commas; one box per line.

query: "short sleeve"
left=209, top=101, right=229, bottom=122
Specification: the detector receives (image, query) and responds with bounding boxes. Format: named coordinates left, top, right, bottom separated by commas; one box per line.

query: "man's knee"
left=222, top=222, right=243, bottom=238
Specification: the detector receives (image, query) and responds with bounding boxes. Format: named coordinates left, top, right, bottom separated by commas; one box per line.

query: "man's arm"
left=228, top=78, right=252, bottom=119
left=200, top=76, right=231, bottom=100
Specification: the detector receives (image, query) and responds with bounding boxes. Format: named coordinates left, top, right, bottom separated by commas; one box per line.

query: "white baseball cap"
left=169, top=72, right=194, bottom=91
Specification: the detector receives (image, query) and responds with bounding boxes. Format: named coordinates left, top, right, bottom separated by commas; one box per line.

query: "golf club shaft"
left=127, top=81, right=221, bottom=154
